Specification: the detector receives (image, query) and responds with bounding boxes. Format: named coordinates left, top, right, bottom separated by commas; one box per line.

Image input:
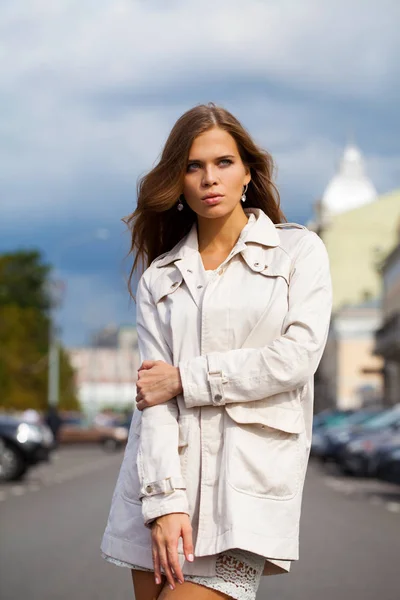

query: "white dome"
left=322, top=144, right=377, bottom=216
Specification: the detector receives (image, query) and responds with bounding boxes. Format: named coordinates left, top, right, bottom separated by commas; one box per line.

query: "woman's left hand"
left=135, top=360, right=183, bottom=411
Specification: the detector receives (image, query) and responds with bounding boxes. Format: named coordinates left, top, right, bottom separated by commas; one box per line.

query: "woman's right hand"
left=151, top=512, right=194, bottom=589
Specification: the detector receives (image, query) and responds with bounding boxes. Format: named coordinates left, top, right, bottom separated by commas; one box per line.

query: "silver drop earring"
left=241, top=183, right=248, bottom=203
left=177, top=197, right=184, bottom=211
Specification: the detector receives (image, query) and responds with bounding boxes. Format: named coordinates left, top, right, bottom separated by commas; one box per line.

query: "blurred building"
left=310, top=142, right=400, bottom=410
left=68, top=325, right=139, bottom=417
left=374, top=232, right=400, bottom=406
left=318, top=300, right=383, bottom=411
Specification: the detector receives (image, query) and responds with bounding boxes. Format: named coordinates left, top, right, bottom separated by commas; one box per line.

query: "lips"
left=202, top=194, right=224, bottom=206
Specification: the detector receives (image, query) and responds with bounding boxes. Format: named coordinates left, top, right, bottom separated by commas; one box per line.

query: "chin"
left=196, top=203, right=237, bottom=219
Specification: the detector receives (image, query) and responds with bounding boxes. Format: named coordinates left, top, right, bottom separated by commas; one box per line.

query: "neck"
left=197, top=205, right=249, bottom=255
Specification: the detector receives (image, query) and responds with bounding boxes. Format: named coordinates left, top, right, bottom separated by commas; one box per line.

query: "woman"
left=101, top=103, right=332, bottom=600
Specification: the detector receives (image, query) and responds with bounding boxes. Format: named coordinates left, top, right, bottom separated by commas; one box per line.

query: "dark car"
left=377, top=445, right=400, bottom=485
left=58, top=413, right=128, bottom=451
left=366, top=431, right=400, bottom=482
left=320, top=407, right=383, bottom=462
left=311, top=409, right=354, bottom=458
left=0, top=414, right=54, bottom=482
left=339, top=405, right=400, bottom=476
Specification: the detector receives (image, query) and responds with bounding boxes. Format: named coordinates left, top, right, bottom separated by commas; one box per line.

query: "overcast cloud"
left=1, top=0, right=399, bottom=344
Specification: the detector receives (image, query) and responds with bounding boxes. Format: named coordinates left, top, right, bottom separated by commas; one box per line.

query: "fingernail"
left=178, top=579, right=184, bottom=584
left=188, top=553, right=194, bottom=562
left=155, top=576, right=160, bottom=585
left=169, top=584, right=174, bottom=590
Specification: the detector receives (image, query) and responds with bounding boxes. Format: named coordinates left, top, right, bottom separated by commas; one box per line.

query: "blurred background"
left=0, top=1, right=399, bottom=599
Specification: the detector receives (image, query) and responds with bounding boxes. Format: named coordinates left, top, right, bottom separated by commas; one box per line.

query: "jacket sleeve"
left=135, top=272, right=189, bottom=527
left=178, top=232, right=332, bottom=408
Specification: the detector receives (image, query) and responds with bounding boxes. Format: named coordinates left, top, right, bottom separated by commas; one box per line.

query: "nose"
left=201, top=165, right=218, bottom=187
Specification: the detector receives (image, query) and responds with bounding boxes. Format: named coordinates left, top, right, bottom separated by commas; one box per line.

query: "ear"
left=244, top=168, right=251, bottom=186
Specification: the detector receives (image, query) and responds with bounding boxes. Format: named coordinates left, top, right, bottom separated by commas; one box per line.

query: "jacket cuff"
left=139, top=476, right=186, bottom=499
left=179, top=354, right=226, bottom=408
left=142, top=490, right=190, bottom=528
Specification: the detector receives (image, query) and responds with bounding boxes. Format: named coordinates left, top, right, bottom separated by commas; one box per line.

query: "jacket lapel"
left=174, top=253, right=206, bottom=310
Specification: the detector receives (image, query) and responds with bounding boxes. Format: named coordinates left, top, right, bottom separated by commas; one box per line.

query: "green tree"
left=0, top=250, right=79, bottom=411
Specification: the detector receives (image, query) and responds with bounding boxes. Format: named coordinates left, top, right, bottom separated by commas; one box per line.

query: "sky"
left=1, top=0, right=399, bottom=346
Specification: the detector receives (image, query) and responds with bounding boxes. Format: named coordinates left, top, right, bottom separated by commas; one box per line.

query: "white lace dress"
left=103, top=269, right=266, bottom=599
left=102, top=549, right=265, bottom=600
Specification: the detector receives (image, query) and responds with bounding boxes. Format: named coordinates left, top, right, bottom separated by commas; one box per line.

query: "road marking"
left=53, top=473, right=66, bottom=482
left=27, top=484, right=40, bottom=492
left=323, top=477, right=355, bottom=494
left=323, top=474, right=400, bottom=516
left=370, top=496, right=383, bottom=506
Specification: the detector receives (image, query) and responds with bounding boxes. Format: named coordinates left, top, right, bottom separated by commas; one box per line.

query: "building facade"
left=310, top=142, right=400, bottom=409
left=375, top=237, right=400, bottom=406
left=318, top=301, right=383, bottom=410
left=68, top=325, right=139, bottom=417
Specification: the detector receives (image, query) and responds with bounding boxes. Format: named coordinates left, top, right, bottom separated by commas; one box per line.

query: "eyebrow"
left=187, top=154, right=236, bottom=163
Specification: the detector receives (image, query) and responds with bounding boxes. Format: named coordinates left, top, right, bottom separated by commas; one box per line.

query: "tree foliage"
left=0, top=250, right=79, bottom=411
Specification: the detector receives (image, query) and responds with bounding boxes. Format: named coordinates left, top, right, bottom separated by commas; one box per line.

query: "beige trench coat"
left=101, top=208, right=332, bottom=577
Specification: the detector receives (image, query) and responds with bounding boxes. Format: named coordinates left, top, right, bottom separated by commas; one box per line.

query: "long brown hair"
left=125, top=103, right=286, bottom=296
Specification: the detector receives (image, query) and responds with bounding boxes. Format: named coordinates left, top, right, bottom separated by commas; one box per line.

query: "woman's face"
left=182, top=127, right=251, bottom=219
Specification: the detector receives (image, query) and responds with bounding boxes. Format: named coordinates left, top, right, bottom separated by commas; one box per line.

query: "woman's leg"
left=157, top=581, right=231, bottom=600
left=131, top=569, right=166, bottom=600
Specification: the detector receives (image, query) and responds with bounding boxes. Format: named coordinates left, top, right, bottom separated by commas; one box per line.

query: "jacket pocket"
left=226, top=401, right=304, bottom=434
left=225, top=405, right=305, bottom=500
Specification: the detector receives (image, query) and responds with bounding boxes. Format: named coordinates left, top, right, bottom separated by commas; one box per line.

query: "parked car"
left=313, top=409, right=354, bottom=431
left=311, top=409, right=354, bottom=457
left=377, top=445, right=400, bottom=485
left=58, top=413, right=128, bottom=451
left=339, top=405, right=400, bottom=476
left=319, top=407, right=383, bottom=462
left=362, top=430, right=400, bottom=481
left=0, top=414, right=54, bottom=482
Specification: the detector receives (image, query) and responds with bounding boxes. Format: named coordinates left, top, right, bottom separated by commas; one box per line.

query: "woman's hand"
left=135, top=360, right=183, bottom=411
left=151, top=513, right=194, bottom=589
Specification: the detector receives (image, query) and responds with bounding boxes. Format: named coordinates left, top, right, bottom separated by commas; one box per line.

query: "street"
left=1, top=447, right=399, bottom=600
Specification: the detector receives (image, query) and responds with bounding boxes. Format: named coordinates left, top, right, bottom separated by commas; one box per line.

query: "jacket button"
left=254, top=262, right=260, bottom=267
left=146, top=484, right=153, bottom=493
left=214, top=394, right=223, bottom=403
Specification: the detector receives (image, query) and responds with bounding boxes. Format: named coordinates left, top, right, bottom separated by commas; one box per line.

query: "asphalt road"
left=0, top=446, right=399, bottom=600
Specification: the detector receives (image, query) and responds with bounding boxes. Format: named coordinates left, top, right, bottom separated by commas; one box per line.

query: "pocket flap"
left=258, top=250, right=291, bottom=284
left=226, top=402, right=304, bottom=434
left=152, top=273, right=183, bottom=303
left=259, top=265, right=290, bottom=284
left=241, top=246, right=291, bottom=284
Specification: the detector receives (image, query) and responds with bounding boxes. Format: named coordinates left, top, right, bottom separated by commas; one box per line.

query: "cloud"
left=2, top=0, right=399, bottom=98
left=2, top=0, right=399, bottom=221
left=1, top=0, right=399, bottom=343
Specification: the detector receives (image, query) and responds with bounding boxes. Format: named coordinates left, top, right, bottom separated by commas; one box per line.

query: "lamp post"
left=47, top=228, right=110, bottom=409
left=47, top=280, right=65, bottom=407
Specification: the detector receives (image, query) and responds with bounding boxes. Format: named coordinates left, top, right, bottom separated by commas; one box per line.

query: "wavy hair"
left=124, top=103, right=286, bottom=296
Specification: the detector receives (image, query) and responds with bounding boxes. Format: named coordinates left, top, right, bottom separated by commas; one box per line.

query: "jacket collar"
left=155, top=208, right=280, bottom=268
